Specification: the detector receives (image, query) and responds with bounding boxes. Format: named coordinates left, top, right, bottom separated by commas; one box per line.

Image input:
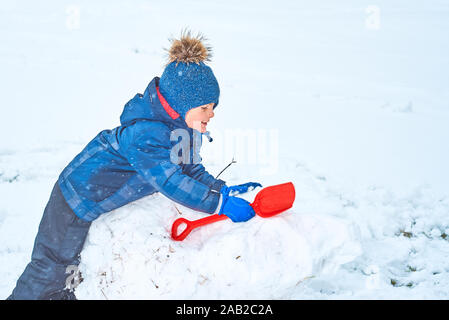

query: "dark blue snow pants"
left=8, top=181, right=92, bottom=300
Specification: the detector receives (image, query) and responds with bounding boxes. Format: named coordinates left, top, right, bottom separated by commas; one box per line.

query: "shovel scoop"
left=171, top=182, right=296, bottom=241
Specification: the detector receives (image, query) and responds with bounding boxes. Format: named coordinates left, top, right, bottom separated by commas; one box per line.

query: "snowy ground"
left=1, top=0, right=448, bottom=299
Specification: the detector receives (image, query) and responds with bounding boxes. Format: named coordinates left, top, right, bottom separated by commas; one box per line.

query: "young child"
left=7, top=31, right=261, bottom=300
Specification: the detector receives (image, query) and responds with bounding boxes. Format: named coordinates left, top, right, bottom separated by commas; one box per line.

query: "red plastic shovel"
left=171, top=182, right=296, bottom=241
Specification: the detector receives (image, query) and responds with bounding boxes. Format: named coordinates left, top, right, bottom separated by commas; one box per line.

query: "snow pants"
left=8, top=181, right=92, bottom=300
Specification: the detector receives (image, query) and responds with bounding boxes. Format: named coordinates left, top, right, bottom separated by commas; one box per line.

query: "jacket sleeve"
left=181, top=163, right=227, bottom=192
left=122, top=121, right=221, bottom=214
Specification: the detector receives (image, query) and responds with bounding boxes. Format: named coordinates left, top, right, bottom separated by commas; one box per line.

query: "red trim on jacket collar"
left=156, top=86, right=180, bottom=120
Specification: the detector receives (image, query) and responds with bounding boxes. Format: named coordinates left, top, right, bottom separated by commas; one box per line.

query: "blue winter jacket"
left=58, top=77, right=226, bottom=222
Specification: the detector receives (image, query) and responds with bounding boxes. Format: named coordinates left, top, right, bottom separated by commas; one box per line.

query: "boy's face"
left=185, top=103, right=215, bottom=133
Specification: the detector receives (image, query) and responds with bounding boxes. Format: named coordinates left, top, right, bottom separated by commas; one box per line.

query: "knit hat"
left=159, top=30, right=220, bottom=121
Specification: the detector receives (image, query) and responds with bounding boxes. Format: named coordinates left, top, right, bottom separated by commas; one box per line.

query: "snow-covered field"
left=1, top=0, right=448, bottom=299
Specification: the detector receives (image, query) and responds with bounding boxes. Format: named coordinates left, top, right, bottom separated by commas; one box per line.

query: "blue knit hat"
left=158, top=31, right=220, bottom=120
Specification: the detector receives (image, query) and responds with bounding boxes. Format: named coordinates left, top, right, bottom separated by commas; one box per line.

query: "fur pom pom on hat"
left=159, top=30, right=220, bottom=121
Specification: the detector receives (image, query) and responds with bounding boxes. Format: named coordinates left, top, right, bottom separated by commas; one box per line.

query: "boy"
left=7, top=31, right=260, bottom=300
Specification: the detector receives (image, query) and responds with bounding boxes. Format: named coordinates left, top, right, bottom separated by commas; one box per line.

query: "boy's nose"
left=208, top=110, right=214, bottom=118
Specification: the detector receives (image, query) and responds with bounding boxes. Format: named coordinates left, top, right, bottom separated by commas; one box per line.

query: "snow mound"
left=75, top=191, right=361, bottom=299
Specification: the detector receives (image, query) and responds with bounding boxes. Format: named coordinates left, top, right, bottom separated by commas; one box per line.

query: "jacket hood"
left=120, top=77, right=215, bottom=143
left=120, top=77, right=188, bottom=129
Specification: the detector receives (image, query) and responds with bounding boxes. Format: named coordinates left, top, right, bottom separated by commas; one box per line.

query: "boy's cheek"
left=191, top=120, right=203, bottom=131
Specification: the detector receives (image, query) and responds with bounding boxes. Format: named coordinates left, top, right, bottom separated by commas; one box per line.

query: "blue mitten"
left=226, top=182, right=262, bottom=196
left=218, top=185, right=256, bottom=223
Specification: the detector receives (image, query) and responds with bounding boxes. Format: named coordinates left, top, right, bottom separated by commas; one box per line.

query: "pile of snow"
left=75, top=171, right=361, bottom=299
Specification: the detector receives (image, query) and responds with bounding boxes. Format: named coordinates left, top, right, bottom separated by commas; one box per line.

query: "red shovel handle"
left=171, top=214, right=229, bottom=241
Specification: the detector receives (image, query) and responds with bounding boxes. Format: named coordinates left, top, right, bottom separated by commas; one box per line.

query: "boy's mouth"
left=200, top=121, right=208, bottom=132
